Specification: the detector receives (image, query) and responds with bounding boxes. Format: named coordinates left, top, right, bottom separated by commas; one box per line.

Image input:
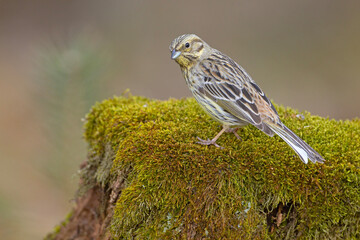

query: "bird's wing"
left=198, top=53, right=280, bottom=136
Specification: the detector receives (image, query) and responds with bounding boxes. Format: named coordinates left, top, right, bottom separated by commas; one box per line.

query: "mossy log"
left=46, top=96, right=360, bottom=239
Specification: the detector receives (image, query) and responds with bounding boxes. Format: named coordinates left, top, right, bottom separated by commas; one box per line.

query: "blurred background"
left=0, top=1, right=359, bottom=239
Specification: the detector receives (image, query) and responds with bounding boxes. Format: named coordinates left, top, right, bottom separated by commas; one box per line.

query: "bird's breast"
left=182, top=67, right=204, bottom=91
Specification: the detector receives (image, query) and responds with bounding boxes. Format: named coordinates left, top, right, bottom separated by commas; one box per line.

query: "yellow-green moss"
left=83, top=95, right=360, bottom=239
left=44, top=211, right=74, bottom=240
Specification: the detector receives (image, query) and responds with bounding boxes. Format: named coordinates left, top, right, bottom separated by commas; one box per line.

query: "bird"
left=169, top=33, right=325, bottom=164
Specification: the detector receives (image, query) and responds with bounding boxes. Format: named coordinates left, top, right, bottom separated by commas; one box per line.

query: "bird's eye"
left=185, top=42, right=190, bottom=48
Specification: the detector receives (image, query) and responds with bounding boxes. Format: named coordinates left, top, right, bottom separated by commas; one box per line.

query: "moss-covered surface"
left=44, top=211, right=73, bottom=240
left=80, top=95, right=359, bottom=239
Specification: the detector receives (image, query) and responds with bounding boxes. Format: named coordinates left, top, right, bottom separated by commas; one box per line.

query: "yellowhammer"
left=169, top=33, right=324, bottom=164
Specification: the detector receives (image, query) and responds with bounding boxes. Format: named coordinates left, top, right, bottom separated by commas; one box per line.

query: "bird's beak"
left=171, top=49, right=181, bottom=60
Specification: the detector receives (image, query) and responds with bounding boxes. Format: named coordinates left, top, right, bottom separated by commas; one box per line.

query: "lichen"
left=83, top=95, right=360, bottom=239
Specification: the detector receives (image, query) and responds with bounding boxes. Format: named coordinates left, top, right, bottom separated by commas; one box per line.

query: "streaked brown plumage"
left=169, top=33, right=325, bottom=164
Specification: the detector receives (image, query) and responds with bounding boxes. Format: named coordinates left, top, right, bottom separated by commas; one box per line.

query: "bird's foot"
left=196, top=137, right=224, bottom=149
left=225, top=128, right=242, bottom=141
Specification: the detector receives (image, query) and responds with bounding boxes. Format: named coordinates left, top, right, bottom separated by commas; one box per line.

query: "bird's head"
left=169, top=34, right=208, bottom=68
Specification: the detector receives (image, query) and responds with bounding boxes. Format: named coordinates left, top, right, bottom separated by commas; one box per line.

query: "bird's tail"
left=267, top=123, right=325, bottom=164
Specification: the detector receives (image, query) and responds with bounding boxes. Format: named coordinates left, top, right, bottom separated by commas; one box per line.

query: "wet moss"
left=83, top=95, right=360, bottom=239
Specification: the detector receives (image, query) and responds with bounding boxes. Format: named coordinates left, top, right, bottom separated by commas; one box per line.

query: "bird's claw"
left=196, top=137, right=224, bottom=149
left=225, top=128, right=242, bottom=141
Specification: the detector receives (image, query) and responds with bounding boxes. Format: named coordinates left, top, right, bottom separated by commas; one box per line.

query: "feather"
left=267, top=123, right=325, bottom=163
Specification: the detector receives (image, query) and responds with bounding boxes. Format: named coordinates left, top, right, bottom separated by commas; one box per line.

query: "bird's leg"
left=196, top=125, right=229, bottom=149
left=225, top=127, right=242, bottom=141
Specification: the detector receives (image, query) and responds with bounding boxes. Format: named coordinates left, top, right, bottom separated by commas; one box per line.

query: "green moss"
left=44, top=211, right=74, bottom=240
left=83, top=95, right=360, bottom=239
